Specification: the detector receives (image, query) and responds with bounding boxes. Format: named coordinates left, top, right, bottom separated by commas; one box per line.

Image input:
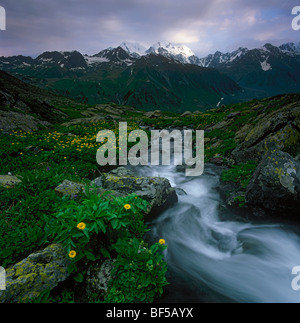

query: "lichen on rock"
left=0, top=174, right=22, bottom=189
left=101, top=167, right=178, bottom=221
left=231, top=105, right=300, bottom=164
left=86, top=259, right=116, bottom=299
left=0, top=244, right=71, bottom=303
left=54, top=179, right=85, bottom=198
left=245, top=150, right=300, bottom=217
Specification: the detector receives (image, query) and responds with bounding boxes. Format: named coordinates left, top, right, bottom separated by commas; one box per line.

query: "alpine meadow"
left=0, top=0, right=300, bottom=305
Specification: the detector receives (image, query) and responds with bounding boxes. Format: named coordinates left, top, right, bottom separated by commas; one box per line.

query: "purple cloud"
left=0, top=0, right=298, bottom=57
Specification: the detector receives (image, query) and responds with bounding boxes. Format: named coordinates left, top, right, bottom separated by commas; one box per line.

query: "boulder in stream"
left=100, top=167, right=178, bottom=221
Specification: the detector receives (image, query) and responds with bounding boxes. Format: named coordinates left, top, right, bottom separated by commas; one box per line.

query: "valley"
left=0, top=41, right=299, bottom=304
left=1, top=41, right=300, bottom=112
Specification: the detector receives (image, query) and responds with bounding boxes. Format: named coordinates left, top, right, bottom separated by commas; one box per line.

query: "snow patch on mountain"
left=260, top=59, right=272, bottom=72
left=84, top=55, right=109, bottom=66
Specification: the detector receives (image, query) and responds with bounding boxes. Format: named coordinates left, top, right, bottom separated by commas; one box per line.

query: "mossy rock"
left=54, top=180, right=85, bottom=198
left=0, top=244, right=70, bottom=303
left=245, top=150, right=300, bottom=218
left=0, top=175, right=22, bottom=189
left=86, top=259, right=116, bottom=300
left=232, top=105, right=300, bottom=163
left=101, top=168, right=178, bottom=220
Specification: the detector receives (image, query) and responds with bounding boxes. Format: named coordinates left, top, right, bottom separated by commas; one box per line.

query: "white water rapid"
left=134, top=163, right=300, bottom=303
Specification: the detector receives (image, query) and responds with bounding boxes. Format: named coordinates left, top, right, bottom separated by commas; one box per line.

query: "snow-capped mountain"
left=118, top=40, right=197, bottom=64
left=279, top=42, right=300, bottom=57
left=207, top=43, right=300, bottom=100
left=198, top=42, right=300, bottom=69
left=119, top=41, right=147, bottom=57
left=9, top=40, right=296, bottom=72
left=198, top=47, right=249, bottom=68
left=36, top=50, right=87, bottom=69
left=279, top=42, right=300, bottom=52
left=146, top=41, right=195, bottom=64
left=87, top=47, right=136, bottom=67
left=1, top=41, right=300, bottom=110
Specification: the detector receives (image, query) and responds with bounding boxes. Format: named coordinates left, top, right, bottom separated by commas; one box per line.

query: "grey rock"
left=54, top=180, right=85, bottom=198
left=86, top=259, right=116, bottom=297
left=245, top=150, right=300, bottom=217
left=0, top=174, right=22, bottom=188
left=227, top=111, right=241, bottom=119
left=102, top=172, right=178, bottom=221
left=145, top=110, right=162, bottom=119
left=109, top=167, right=134, bottom=177
left=0, top=110, right=50, bottom=133
left=181, top=111, right=192, bottom=117
left=231, top=105, right=300, bottom=163
left=0, top=244, right=70, bottom=303
left=91, top=177, right=103, bottom=188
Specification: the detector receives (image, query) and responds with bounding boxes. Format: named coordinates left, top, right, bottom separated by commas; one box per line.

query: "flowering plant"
left=45, top=189, right=150, bottom=280
left=105, top=237, right=168, bottom=303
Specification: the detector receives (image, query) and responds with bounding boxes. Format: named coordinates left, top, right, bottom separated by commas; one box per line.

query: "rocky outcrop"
left=181, top=111, right=192, bottom=117
left=100, top=167, right=178, bottom=221
left=245, top=150, right=300, bottom=217
left=0, top=244, right=70, bottom=303
left=144, top=110, right=162, bottom=119
left=0, top=110, right=50, bottom=133
left=231, top=104, right=300, bottom=163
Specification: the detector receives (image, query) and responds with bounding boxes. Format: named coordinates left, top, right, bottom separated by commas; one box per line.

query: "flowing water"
left=133, top=163, right=300, bottom=303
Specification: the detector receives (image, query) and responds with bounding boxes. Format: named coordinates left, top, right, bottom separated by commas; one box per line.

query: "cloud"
left=0, top=0, right=298, bottom=57
left=164, top=30, right=200, bottom=44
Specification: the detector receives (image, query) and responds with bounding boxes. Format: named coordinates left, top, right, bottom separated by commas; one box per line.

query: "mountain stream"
left=132, top=162, right=300, bottom=303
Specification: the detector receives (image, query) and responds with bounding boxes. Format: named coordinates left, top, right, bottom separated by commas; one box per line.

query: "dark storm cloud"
left=0, top=0, right=298, bottom=57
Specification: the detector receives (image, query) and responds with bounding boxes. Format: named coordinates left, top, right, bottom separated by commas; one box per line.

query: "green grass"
left=0, top=119, right=169, bottom=303
left=221, top=160, right=258, bottom=189
left=2, top=93, right=299, bottom=301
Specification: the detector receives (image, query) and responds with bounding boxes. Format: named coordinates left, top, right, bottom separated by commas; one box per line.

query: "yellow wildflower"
left=124, top=204, right=131, bottom=210
left=77, top=222, right=86, bottom=230
left=69, top=250, right=77, bottom=259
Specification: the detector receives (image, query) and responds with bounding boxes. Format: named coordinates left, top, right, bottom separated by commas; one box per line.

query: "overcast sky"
left=0, top=0, right=299, bottom=57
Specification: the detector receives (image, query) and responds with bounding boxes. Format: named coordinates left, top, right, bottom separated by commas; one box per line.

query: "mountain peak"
left=89, top=46, right=136, bottom=67
left=119, top=41, right=147, bottom=57
left=145, top=41, right=195, bottom=64
left=279, top=42, right=300, bottom=54
left=147, top=41, right=195, bottom=57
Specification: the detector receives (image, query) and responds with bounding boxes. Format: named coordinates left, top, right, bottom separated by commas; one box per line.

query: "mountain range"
left=0, top=41, right=300, bottom=112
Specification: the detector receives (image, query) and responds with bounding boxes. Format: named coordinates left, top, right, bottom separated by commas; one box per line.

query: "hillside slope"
left=0, top=48, right=242, bottom=112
